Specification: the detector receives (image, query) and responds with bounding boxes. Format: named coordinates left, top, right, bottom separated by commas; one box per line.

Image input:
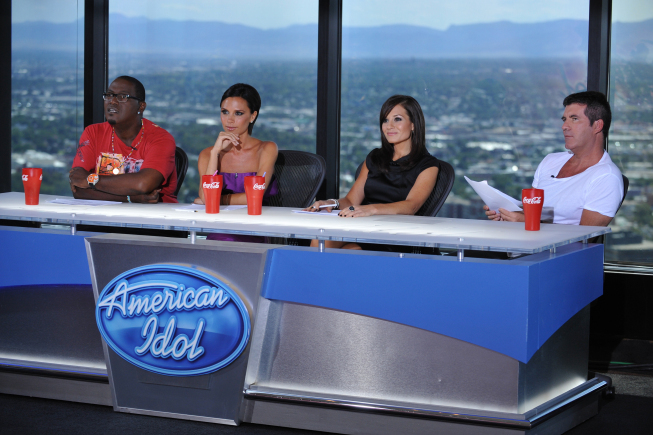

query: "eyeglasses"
left=102, top=92, right=142, bottom=103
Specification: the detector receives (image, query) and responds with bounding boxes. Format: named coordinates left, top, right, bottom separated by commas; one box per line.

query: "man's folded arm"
left=72, top=186, right=129, bottom=202
left=70, top=167, right=163, bottom=196
left=94, top=169, right=163, bottom=195
left=71, top=183, right=161, bottom=204
left=579, top=209, right=613, bottom=227
left=69, top=166, right=163, bottom=203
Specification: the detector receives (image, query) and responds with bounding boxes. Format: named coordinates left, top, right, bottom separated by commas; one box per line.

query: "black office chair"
left=267, top=150, right=326, bottom=208
left=597, top=174, right=630, bottom=245
left=354, top=157, right=455, bottom=217
left=174, top=146, right=189, bottom=197
left=418, top=160, right=455, bottom=217
left=618, top=174, right=629, bottom=214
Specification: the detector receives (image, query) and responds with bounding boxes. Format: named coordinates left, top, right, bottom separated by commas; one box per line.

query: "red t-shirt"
left=73, top=119, right=178, bottom=203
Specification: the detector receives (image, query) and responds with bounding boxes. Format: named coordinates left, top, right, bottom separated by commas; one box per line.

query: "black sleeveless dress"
left=357, top=150, right=440, bottom=253
left=362, top=151, right=439, bottom=206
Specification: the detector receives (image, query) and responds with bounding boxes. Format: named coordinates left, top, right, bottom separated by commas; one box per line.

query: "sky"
left=12, top=0, right=653, bottom=29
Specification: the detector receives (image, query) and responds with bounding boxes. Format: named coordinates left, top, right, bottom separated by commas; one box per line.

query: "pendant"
left=113, top=168, right=120, bottom=175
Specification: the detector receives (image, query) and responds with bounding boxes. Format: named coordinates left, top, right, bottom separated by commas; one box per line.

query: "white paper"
left=464, top=176, right=522, bottom=213
left=175, top=204, right=205, bottom=212
left=292, top=209, right=341, bottom=216
left=48, top=198, right=122, bottom=206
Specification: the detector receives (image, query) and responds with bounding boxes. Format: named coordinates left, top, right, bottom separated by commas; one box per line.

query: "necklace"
left=111, top=121, right=145, bottom=174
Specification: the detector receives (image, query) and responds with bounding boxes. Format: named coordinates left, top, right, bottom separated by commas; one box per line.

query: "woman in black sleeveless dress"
left=306, top=95, right=439, bottom=250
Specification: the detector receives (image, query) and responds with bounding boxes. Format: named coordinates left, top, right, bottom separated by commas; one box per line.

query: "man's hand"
left=497, top=208, right=525, bottom=222
left=484, top=205, right=525, bottom=222
left=69, top=167, right=91, bottom=189
left=484, top=205, right=501, bottom=221
left=132, top=189, right=161, bottom=204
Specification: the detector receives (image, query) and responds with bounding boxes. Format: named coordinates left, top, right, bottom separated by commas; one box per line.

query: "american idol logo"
left=253, top=183, right=266, bottom=190
left=523, top=196, right=542, bottom=204
left=203, top=181, right=221, bottom=189
left=96, top=265, right=250, bottom=376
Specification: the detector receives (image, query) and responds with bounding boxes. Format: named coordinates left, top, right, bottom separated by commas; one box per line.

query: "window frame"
left=3, top=0, right=651, bottom=272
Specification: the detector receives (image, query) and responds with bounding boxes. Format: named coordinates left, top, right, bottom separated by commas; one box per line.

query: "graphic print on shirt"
left=96, top=152, right=144, bottom=176
left=77, top=140, right=90, bottom=162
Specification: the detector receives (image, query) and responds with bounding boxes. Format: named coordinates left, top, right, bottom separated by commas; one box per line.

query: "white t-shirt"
left=532, top=151, right=624, bottom=225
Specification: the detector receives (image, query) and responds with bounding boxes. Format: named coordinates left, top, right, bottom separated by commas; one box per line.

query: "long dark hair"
left=370, top=95, right=427, bottom=173
left=220, top=83, right=261, bottom=134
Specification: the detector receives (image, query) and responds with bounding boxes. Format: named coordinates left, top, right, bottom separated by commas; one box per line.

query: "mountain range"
left=12, top=14, right=653, bottom=61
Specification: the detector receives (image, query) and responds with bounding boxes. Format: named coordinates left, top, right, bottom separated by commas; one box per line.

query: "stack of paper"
left=464, top=176, right=522, bottom=213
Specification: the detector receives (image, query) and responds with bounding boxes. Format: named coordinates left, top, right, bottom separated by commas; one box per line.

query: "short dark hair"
left=113, top=76, right=146, bottom=102
left=371, top=95, right=428, bottom=173
left=563, top=91, right=611, bottom=135
left=221, top=83, right=261, bottom=135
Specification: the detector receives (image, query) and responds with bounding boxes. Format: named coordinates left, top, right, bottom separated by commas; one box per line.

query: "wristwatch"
left=87, top=173, right=99, bottom=189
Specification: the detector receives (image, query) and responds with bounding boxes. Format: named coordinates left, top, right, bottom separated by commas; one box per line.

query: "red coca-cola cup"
left=244, top=175, right=266, bottom=215
left=202, top=174, right=223, bottom=214
left=22, top=168, right=43, bottom=205
left=522, top=188, right=544, bottom=231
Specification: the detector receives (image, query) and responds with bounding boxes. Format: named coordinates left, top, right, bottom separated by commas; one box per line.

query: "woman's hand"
left=193, top=197, right=204, bottom=205
left=304, top=199, right=339, bottom=212
left=337, top=204, right=375, bottom=218
left=212, top=131, right=241, bottom=154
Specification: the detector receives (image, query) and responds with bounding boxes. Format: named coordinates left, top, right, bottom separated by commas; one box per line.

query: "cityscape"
left=10, top=34, right=653, bottom=264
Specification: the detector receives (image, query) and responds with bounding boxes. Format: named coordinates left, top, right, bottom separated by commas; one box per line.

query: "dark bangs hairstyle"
left=370, top=95, right=428, bottom=173
left=221, top=83, right=261, bottom=135
left=563, top=91, right=611, bottom=136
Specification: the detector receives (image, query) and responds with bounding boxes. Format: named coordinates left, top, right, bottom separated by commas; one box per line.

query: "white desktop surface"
left=0, top=192, right=610, bottom=253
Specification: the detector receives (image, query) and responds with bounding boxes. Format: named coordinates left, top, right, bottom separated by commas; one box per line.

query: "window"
left=340, top=0, right=590, bottom=220
left=11, top=0, right=84, bottom=195
left=604, top=1, right=653, bottom=264
left=109, top=0, right=319, bottom=203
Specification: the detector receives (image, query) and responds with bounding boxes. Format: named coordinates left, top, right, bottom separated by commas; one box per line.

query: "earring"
left=138, top=112, right=141, bottom=114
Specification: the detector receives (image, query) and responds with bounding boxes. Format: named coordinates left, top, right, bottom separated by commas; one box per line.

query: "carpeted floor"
left=1, top=373, right=652, bottom=434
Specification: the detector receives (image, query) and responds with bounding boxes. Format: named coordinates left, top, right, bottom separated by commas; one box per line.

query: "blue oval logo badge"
left=96, top=264, right=251, bottom=376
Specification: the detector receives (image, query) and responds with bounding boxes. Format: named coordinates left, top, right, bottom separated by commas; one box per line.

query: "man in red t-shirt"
left=69, top=76, right=178, bottom=203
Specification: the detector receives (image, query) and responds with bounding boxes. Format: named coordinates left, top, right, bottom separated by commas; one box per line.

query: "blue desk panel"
left=0, top=227, right=93, bottom=287
left=262, top=243, right=604, bottom=363
left=1, top=225, right=604, bottom=363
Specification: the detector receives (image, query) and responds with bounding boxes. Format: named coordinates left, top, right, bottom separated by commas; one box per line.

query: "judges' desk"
left=0, top=192, right=611, bottom=435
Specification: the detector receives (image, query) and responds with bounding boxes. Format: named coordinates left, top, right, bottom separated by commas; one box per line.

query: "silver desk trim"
left=244, top=377, right=607, bottom=430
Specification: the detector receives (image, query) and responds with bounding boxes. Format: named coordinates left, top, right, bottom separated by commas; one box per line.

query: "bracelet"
left=328, top=198, right=339, bottom=209
left=127, top=195, right=132, bottom=203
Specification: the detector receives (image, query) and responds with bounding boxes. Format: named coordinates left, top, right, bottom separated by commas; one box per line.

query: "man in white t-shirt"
left=484, top=91, right=623, bottom=226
